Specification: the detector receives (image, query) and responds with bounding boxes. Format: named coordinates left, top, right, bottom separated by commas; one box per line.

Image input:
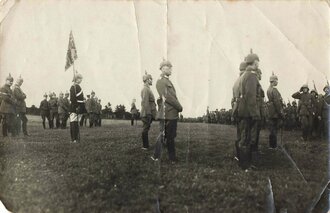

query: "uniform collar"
left=144, top=83, right=150, bottom=88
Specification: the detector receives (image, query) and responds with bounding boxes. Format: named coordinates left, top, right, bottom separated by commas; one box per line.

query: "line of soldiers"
left=0, top=74, right=28, bottom=137
left=84, top=91, right=102, bottom=127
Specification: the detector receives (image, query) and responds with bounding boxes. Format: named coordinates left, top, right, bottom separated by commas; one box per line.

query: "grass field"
left=0, top=115, right=328, bottom=213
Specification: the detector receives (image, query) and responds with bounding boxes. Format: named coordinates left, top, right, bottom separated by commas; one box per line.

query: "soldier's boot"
left=70, top=122, right=74, bottom=142
left=74, top=122, right=80, bottom=142
left=142, top=132, right=149, bottom=148
left=238, top=145, right=251, bottom=170
left=269, top=135, right=277, bottom=148
left=42, top=121, right=46, bottom=129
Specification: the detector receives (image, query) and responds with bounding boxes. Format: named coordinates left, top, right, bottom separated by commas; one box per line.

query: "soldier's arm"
left=13, top=88, right=26, bottom=100
left=165, top=93, right=183, bottom=112
left=141, top=88, right=151, bottom=115
left=245, top=75, right=258, bottom=118
left=0, top=88, right=16, bottom=105
left=292, top=92, right=301, bottom=99
left=273, top=89, right=283, bottom=115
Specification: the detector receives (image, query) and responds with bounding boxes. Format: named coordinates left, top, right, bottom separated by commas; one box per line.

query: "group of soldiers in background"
left=231, top=50, right=330, bottom=170
left=39, top=90, right=103, bottom=130
left=0, top=74, right=28, bottom=137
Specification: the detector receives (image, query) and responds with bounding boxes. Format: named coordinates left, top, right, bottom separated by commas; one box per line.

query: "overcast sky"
left=0, top=0, right=329, bottom=117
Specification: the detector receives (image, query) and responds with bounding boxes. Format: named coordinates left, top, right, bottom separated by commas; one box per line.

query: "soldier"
left=140, top=73, right=156, bottom=150
left=292, top=84, right=313, bottom=141
left=232, top=61, right=248, bottom=160
left=310, top=89, right=320, bottom=138
left=58, top=92, right=70, bottom=129
left=236, top=53, right=260, bottom=169
left=291, top=100, right=299, bottom=129
left=0, top=74, right=17, bottom=137
left=319, top=85, right=330, bottom=139
left=39, top=94, right=50, bottom=129
left=151, top=60, right=183, bottom=164
left=267, top=74, right=284, bottom=148
left=49, top=93, right=60, bottom=129
left=94, top=97, right=100, bottom=127
left=69, top=73, right=86, bottom=143
left=13, top=76, right=28, bottom=136
left=130, top=99, right=138, bottom=126
left=97, top=99, right=102, bottom=126
left=83, top=94, right=91, bottom=126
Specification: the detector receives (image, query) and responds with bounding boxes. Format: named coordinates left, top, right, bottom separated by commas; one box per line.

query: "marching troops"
left=39, top=94, right=51, bottom=129
left=267, top=74, right=284, bottom=148
left=13, top=76, right=29, bottom=136
left=0, top=74, right=17, bottom=137
left=140, top=72, right=156, bottom=150
left=151, top=60, right=183, bottom=163
left=292, top=84, right=313, bottom=141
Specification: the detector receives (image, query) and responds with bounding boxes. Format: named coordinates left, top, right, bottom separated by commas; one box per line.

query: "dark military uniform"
left=292, top=86, right=313, bottom=141
left=88, top=96, right=98, bottom=127
left=130, top=102, right=138, bottom=126
left=39, top=97, right=50, bottom=129
left=69, top=83, right=86, bottom=142
left=153, top=74, right=182, bottom=161
left=13, top=83, right=28, bottom=135
left=58, top=95, right=70, bottom=129
left=49, top=96, right=60, bottom=129
left=267, top=84, right=283, bottom=148
left=253, top=76, right=264, bottom=152
left=0, top=83, right=17, bottom=137
left=236, top=65, right=259, bottom=169
left=319, top=87, right=330, bottom=139
left=141, top=83, right=156, bottom=149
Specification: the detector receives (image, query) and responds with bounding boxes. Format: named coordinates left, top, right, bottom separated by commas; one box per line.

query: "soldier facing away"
left=151, top=60, right=183, bottom=163
left=130, top=99, right=138, bottom=126
left=140, top=72, right=156, bottom=150
left=267, top=74, right=284, bottom=148
left=13, top=76, right=28, bottom=136
left=0, top=74, right=17, bottom=137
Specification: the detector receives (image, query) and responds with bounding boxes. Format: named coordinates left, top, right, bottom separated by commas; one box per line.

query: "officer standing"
left=130, top=99, right=138, bottom=126
left=82, top=94, right=90, bottom=127
left=236, top=53, right=260, bottom=169
left=292, top=84, right=313, bottom=141
left=0, top=74, right=17, bottom=137
left=49, top=93, right=60, bottom=129
left=69, top=73, right=86, bottom=143
left=88, top=91, right=97, bottom=127
left=13, top=75, right=28, bottom=136
left=39, top=94, right=50, bottom=129
left=58, top=92, right=70, bottom=129
left=267, top=74, right=284, bottom=148
left=140, top=72, right=156, bottom=150
left=151, top=60, right=183, bottom=163
left=97, top=99, right=102, bottom=126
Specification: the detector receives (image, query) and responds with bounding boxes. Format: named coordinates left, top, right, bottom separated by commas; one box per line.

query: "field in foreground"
left=0, top=115, right=328, bottom=213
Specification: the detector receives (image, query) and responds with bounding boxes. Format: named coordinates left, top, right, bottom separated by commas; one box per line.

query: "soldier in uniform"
left=49, top=93, right=60, bottom=129
left=130, top=99, right=138, bottom=126
left=58, top=92, right=70, bottom=129
left=39, top=94, right=50, bottom=129
left=88, top=91, right=97, bottom=128
left=69, top=73, right=86, bottom=143
left=236, top=53, right=260, bottom=169
left=291, top=100, right=299, bottom=129
left=310, top=89, right=320, bottom=138
left=319, top=85, right=330, bottom=140
left=13, top=76, right=28, bottom=136
left=292, top=84, right=313, bottom=141
left=0, top=74, right=17, bottom=137
left=140, top=73, right=156, bottom=150
left=97, top=99, right=102, bottom=126
left=151, top=60, right=183, bottom=163
left=84, top=94, right=91, bottom=127
left=267, top=74, right=284, bottom=148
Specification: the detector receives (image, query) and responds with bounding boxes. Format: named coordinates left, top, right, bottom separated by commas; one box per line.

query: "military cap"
left=323, top=85, right=329, bottom=92
left=300, top=84, right=309, bottom=92
left=143, top=74, right=152, bottom=82
left=292, top=100, right=297, bottom=105
left=245, top=53, right=259, bottom=64
left=17, top=75, right=23, bottom=82
left=6, top=73, right=13, bottom=82
left=310, top=89, right=318, bottom=94
left=159, top=60, right=172, bottom=70
left=239, top=61, right=248, bottom=71
left=43, top=93, right=48, bottom=97
left=269, top=74, right=278, bottom=82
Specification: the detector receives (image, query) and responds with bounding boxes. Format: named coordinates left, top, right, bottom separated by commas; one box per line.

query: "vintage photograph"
left=0, top=0, right=329, bottom=212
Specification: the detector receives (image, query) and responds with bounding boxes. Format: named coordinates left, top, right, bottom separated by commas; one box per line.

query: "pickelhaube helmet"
left=91, top=90, right=95, bottom=95
left=300, top=84, right=309, bottom=92
left=6, top=73, right=14, bottom=82
left=245, top=53, right=259, bottom=64
left=269, top=74, right=278, bottom=82
left=143, top=70, right=152, bottom=82
left=17, top=75, right=23, bottom=82
left=159, top=59, right=172, bottom=70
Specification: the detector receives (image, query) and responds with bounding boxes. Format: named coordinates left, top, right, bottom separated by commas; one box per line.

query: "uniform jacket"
left=97, top=103, right=102, bottom=114
left=39, top=99, right=50, bottom=116
left=156, top=75, right=182, bottom=120
left=49, top=98, right=58, bottom=113
left=319, top=93, right=330, bottom=119
left=267, top=85, right=283, bottom=119
left=0, top=84, right=16, bottom=114
left=237, top=70, right=259, bottom=119
left=88, top=98, right=98, bottom=113
left=130, top=103, right=138, bottom=114
left=85, top=98, right=91, bottom=112
left=58, top=97, right=70, bottom=114
left=70, top=84, right=86, bottom=114
left=13, top=84, right=27, bottom=113
left=140, top=83, right=156, bottom=118
left=292, top=92, right=312, bottom=116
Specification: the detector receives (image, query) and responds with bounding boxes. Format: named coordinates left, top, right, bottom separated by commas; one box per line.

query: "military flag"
left=65, top=31, right=78, bottom=71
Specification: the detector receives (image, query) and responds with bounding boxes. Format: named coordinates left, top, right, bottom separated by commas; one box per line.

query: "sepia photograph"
left=0, top=0, right=329, bottom=212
